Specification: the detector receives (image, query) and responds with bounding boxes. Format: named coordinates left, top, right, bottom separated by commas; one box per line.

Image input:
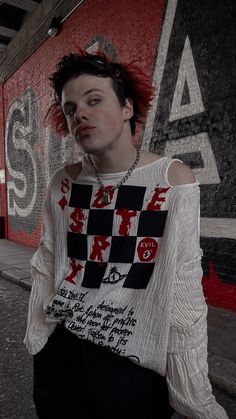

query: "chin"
left=78, top=143, right=100, bottom=155
left=75, top=138, right=92, bottom=152
left=79, top=142, right=104, bottom=155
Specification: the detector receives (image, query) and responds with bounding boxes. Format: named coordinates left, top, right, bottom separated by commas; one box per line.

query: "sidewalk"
left=0, top=239, right=35, bottom=290
left=0, top=238, right=236, bottom=398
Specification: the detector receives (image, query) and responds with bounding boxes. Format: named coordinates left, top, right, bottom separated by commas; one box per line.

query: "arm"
left=24, top=181, right=57, bottom=355
left=166, top=162, right=228, bottom=419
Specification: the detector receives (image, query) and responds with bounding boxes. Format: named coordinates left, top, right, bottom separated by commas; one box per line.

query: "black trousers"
left=33, top=325, right=174, bottom=419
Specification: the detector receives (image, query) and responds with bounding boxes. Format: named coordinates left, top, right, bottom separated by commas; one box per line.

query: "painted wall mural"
left=141, top=0, right=236, bottom=309
left=5, top=90, right=76, bottom=227
left=5, top=89, right=43, bottom=232
left=2, top=0, right=236, bottom=310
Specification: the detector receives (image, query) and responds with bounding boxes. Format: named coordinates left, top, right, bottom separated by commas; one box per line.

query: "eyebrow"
left=62, top=88, right=104, bottom=110
left=82, top=88, right=104, bottom=96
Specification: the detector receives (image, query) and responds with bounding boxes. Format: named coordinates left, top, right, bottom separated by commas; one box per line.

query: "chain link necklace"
left=88, top=146, right=141, bottom=204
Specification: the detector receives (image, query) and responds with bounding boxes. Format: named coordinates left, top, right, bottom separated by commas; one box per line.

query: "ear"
left=123, top=98, right=134, bottom=121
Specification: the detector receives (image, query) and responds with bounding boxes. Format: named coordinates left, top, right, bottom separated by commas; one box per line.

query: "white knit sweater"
left=24, top=156, right=228, bottom=419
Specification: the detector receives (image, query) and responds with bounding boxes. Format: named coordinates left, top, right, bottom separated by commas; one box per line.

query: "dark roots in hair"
left=46, top=49, right=155, bottom=136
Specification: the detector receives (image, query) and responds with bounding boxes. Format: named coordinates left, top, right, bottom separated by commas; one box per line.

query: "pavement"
left=0, top=238, right=236, bottom=399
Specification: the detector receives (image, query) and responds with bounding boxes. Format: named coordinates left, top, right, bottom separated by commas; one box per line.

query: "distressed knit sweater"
left=24, top=156, right=228, bottom=419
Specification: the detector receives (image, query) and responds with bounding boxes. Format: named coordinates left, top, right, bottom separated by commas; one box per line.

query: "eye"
left=88, top=97, right=101, bottom=106
left=64, top=106, right=75, bottom=117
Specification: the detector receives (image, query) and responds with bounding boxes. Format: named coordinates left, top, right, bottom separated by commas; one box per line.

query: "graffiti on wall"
left=5, top=89, right=42, bottom=232
left=5, top=88, right=74, bottom=232
left=141, top=0, right=236, bottom=294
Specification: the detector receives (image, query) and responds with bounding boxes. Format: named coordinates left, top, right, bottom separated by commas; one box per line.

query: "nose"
left=74, top=105, right=88, bottom=122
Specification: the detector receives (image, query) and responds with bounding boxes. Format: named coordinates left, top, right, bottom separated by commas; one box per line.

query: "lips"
left=76, top=125, right=94, bottom=137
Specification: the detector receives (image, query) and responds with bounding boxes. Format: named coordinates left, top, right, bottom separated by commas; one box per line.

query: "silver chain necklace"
left=88, top=146, right=141, bottom=204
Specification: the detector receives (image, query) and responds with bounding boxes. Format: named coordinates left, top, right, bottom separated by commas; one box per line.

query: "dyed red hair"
left=46, top=50, right=155, bottom=137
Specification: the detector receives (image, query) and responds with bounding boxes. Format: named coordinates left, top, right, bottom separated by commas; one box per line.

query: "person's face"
left=61, top=74, right=133, bottom=155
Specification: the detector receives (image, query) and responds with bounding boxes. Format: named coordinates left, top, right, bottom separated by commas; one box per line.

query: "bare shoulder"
left=136, top=151, right=196, bottom=185
left=168, top=160, right=196, bottom=186
left=64, top=161, right=82, bottom=180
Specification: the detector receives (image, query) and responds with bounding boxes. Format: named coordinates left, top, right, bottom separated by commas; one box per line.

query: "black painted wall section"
left=200, top=237, right=236, bottom=285
left=152, top=0, right=236, bottom=285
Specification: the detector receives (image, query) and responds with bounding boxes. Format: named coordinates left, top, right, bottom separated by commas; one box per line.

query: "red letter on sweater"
left=147, top=187, right=170, bottom=210
left=70, top=208, right=86, bottom=233
left=90, top=236, right=110, bottom=261
left=116, top=209, right=137, bottom=235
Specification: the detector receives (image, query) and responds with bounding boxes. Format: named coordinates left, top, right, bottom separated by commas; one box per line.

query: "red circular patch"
left=137, top=238, right=158, bottom=262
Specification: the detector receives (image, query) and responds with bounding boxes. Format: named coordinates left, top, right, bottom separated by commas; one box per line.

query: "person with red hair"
left=24, top=51, right=228, bottom=419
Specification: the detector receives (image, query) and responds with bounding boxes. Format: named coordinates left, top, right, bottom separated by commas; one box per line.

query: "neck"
left=88, top=142, right=138, bottom=173
left=88, top=144, right=141, bottom=204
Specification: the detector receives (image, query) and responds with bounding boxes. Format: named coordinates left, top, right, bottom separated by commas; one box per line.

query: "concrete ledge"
left=1, top=267, right=31, bottom=284
left=19, top=278, right=32, bottom=291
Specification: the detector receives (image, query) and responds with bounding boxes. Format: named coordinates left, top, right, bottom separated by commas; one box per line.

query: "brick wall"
left=0, top=84, right=6, bottom=239
left=1, top=0, right=235, bottom=310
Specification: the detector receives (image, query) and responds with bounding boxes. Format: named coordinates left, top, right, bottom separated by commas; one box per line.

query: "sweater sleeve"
left=166, top=184, right=228, bottom=419
left=23, top=180, right=58, bottom=355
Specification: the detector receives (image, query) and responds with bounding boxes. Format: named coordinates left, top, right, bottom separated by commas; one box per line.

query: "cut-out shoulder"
left=65, top=162, right=82, bottom=180
left=167, top=160, right=196, bottom=186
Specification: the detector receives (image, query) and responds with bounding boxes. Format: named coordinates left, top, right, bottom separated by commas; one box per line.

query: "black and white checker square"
left=115, top=185, right=146, bottom=211
left=82, top=261, right=108, bottom=288
left=108, top=236, right=137, bottom=263
left=67, top=232, right=88, bottom=260
left=123, top=263, right=155, bottom=289
left=87, top=209, right=114, bottom=236
left=69, top=183, right=93, bottom=208
left=137, top=210, right=168, bottom=237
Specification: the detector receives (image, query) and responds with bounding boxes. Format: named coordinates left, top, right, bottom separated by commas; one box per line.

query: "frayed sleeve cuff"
left=24, top=268, right=57, bottom=355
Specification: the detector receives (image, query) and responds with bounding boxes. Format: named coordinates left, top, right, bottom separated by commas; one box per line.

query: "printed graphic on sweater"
left=45, top=182, right=169, bottom=354
left=46, top=288, right=138, bottom=356
left=66, top=183, right=169, bottom=289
